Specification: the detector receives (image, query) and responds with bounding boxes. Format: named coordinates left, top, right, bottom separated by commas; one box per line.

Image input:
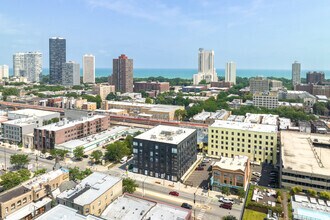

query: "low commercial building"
left=56, top=126, right=129, bottom=156
left=101, top=194, right=192, bottom=220
left=132, top=125, right=197, bottom=181
left=22, top=133, right=34, bottom=148
left=311, top=120, right=329, bottom=134
left=190, top=109, right=231, bottom=124
left=281, top=131, right=330, bottom=191
left=57, top=172, right=122, bottom=216
left=212, top=155, right=250, bottom=191
left=102, top=100, right=184, bottom=120
left=8, top=108, right=60, bottom=122
left=34, top=115, right=110, bottom=150
left=133, top=81, right=170, bottom=93
left=93, top=83, right=116, bottom=100
left=244, top=113, right=278, bottom=126
left=2, top=117, right=40, bottom=143
left=253, top=91, right=279, bottom=109
left=208, top=120, right=278, bottom=164
left=0, top=169, right=69, bottom=220
left=35, top=204, right=102, bottom=220
left=82, top=102, right=97, bottom=111
left=95, top=109, right=128, bottom=116
left=182, top=85, right=207, bottom=93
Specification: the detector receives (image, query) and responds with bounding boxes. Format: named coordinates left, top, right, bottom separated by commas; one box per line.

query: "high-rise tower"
left=225, top=61, right=236, bottom=85
left=110, top=54, right=133, bottom=93
left=292, top=61, right=301, bottom=86
left=49, top=37, right=66, bottom=84
left=83, top=54, right=95, bottom=84
left=193, top=48, right=218, bottom=85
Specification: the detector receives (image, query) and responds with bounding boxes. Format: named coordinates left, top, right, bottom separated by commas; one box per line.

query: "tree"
left=0, top=169, right=31, bottom=190
left=145, top=97, right=152, bottom=104
left=174, top=109, right=187, bottom=121
left=198, top=79, right=207, bottom=85
left=73, top=146, right=85, bottom=160
left=124, top=135, right=134, bottom=154
left=277, top=196, right=282, bottom=204
left=307, top=188, right=317, bottom=197
left=33, top=168, right=47, bottom=177
left=10, top=154, right=30, bottom=169
left=50, top=149, right=69, bottom=160
left=106, top=92, right=117, bottom=100
left=222, top=215, right=237, bottom=220
left=91, top=150, right=103, bottom=163
left=105, top=141, right=130, bottom=162
left=221, top=186, right=230, bottom=195
left=123, top=178, right=138, bottom=193
left=69, top=167, right=92, bottom=181
left=237, top=188, right=245, bottom=200
left=319, top=191, right=330, bottom=200
left=290, top=186, right=302, bottom=195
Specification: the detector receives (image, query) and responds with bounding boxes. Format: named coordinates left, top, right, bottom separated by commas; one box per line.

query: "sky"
left=0, top=0, right=330, bottom=70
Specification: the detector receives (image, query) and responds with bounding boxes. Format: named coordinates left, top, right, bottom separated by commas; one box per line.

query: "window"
left=139, top=143, right=143, bottom=146
left=133, top=148, right=138, bottom=153
left=172, top=148, right=177, bottom=154
left=155, top=145, right=158, bottom=149
left=133, top=141, right=138, bottom=146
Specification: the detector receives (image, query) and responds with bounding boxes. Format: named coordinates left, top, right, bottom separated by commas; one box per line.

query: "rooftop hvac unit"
left=150, top=134, right=156, bottom=139
left=176, top=129, right=183, bottom=134
left=167, top=136, right=173, bottom=141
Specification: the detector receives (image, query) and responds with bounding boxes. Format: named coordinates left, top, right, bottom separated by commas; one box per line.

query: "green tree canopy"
left=69, top=167, right=92, bottom=181
left=123, top=178, right=138, bottom=193
left=90, top=150, right=103, bottom=163
left=0, top=169, right=31, bottom=190
left=33, top=168, right=47, bottom=177
left=105, top=141, right=130, bottom=162
left=73, top=146, right=85, bottom=160
left=50, top=149, right=69, bottom=160
left=10, top=154, right=30, bottom=169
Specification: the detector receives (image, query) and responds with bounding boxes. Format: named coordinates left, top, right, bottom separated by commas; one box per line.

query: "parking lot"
left=184, top=159, right=213, bottom=188
left=251, top=163, right=279, bottom=188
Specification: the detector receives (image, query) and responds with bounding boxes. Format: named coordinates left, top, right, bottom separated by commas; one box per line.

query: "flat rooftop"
left=0, top=186, right=30, bottom=203
left=8, top=108, right=59, bottom=118
left=56, top=126, right=129, bottom=150
left=36, top=115, right=106, bottom=131
left=134, top=125, right=196, bottom=145
left=2, top=117, right=38, bottom=126
left=106, top=101, right=182, bottom=111
left=281, top=131, right=330, bottom=176
left=23, top=168, right=69, bottom=190
left=57, top=172, right=121, bottom=206
left=211, top=120, right=278, bottom=133
left=35, top=204, right=102, bottom=220
left=213, top=155, right=249, bottom=172
left=101, top=194, right=190, bottom=220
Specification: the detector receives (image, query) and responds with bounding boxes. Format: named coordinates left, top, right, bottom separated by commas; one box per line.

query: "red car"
left=169, top=191, right=179, bottom=196
left=195, top=166, right=204, bottom=171
left=220, top=203, right=232, bottom=210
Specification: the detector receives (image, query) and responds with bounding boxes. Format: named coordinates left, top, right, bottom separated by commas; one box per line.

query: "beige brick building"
left=93, top=83, right=116, bottom=100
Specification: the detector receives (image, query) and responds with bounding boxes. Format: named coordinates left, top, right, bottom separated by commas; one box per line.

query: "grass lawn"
left=243, top=209, right=267, bottom=220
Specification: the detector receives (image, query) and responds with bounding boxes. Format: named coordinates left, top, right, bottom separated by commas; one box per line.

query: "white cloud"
left=86, top=0, right=214, bottom=31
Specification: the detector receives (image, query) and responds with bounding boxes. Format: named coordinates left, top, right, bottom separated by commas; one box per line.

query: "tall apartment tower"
left=193, top=48, right=218, bottom=85
left=49, top=37, right=66, bottom=84
left=62, top=61, right=80, bottom=86
left=0, top=65, right=9, bottom=79
left=292, top=61, right=301, bottom=86
left=306, top=71, right=325, bottom=84
left=225, top=61, right=236, bottom=84
left=13, top=52, right=42, bottom=82
left=110, top=54, right=133, bottom=93
left=13, top=53, right=25, bottom=77
left=83, top=54, right=95, bottom=84
left=249, top=77, right=270, bottom=94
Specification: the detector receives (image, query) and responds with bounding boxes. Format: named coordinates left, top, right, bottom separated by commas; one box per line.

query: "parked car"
left=200, top=163, right=207, bottom=167
left=195, top=166, right=204, bottom=171
left=203, top=158, right=210, bottom=163
left=220, top=203, right=232, bottom=210
left=120, top=156, right=128, bottom=164
left=181, top=203, right=192, bottom=209
left=83, top=154, right=89, bottom=158
left=169, top=191, right=179, bottom=196
left=46, top=156, right=54, bottom=160
left=252, top=172, right=261, bottom=177
left=251, top=177, right=260, bottom=182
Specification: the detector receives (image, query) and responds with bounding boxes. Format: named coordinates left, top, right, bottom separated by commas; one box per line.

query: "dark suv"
left=220, top=203, right=232, bottom=210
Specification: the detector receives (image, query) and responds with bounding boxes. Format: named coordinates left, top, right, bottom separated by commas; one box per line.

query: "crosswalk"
left=196, top=197, right=212, bottom=220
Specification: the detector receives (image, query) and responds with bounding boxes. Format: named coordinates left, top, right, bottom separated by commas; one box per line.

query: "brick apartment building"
left=133, top=81, right=170, bottom=94
left=34, top=115, right=110, bottom=150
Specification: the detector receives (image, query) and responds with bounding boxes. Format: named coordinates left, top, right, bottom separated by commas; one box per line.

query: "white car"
left=219, top=197, right=234, bottom=204
left=252, top=172, right=261, bottom=177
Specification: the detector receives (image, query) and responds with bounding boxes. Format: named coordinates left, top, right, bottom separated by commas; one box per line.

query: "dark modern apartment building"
left=109, top=54, right=133, bottom=93
left=49, top=37, right=66, bottom=84
left=132, top=125, right=197, bottom=182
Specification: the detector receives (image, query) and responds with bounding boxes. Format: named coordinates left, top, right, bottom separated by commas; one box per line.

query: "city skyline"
left=0, top=0, right=330, bottom=70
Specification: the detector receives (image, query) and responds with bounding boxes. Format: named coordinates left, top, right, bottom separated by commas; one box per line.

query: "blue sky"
left=0, top=0, right=330, bottom=70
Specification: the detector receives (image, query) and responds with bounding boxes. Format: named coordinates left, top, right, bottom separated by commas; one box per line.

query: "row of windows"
left=282, top=172, right=330, bottom=183
left=282, top=179, right=330, bottom=190
left=209, top=147, right=273, bottom=156
left=210, top=139, right=275, bottom=146
left=209, top=131, right=275, bottom=140
left=210, top=144, right=275, bottom=151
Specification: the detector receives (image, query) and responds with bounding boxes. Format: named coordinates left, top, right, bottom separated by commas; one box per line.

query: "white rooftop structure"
left=37, top=115, right=106, bottom=131
left=281, top=131, right=330, bottom=176
left=192, top=111, right=211, bottom=121
left=134, top=125, right=196, bottom=145
left=101, top=194, right=190, bottom=220
left=279, top=118, right=291, bottom=130
left=244, top=113, right=279, bottom=125
left=106, top=101, right=182, bottom=113
left=24, top=168, right=68, bottom=190
left=213, top=155, right=249, bottom=172
left=57, top=172, right=121, bottom=206
left=316, top=95, right=328, bottom=100
left=8, top=108, right=60, bottom=120
left=211, top=120, right=278, bottom=133
left=35, top=204, right=102, bottom=220
left=2, top=116, right=39, bottom=126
